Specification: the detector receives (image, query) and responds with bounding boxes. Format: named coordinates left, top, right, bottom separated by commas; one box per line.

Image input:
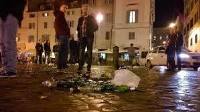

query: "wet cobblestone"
left=0, top=64, right=200, bottom=112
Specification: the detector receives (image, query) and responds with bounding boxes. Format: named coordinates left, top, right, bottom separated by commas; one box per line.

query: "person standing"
left=44, top=40, right=51, bottom=64
left=128, top=43, right=135, bottom=66
left=0, top=0, right=26, bottom=77
left=53, top=0, right=70, bottom=70
left=176, top=30, right=183, bottom=70
left=53, top=42, right=59, bottom=64
left=35, top=40, right=43, bottom=64
left=166, top=30, right=176, bottom=71
left=77, top=4, right=98, bottom=73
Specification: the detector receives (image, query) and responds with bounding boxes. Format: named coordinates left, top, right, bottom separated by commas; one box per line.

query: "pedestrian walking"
left=44, top=40, right=51, bottom=64
left=176, top=30, right=183, bottom=70
left=53, top=42, right=59, bottom=64
left=166, top=30, right=176, bottom=71
left=53, top=0, right=70, bottom=70
left=77, top=4, right=98, bottom=74
left=128, top=43, right=135, bottom=66
left=35, top=40, right=43, bottom=64
left=0, top=0, right=26, bottom=77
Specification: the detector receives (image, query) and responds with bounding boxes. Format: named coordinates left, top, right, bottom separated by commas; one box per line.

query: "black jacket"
left=35, top=43, right=43, bottom=53
left=54, top=11, right=70, bottom=37
left=176, top=32, right=183, bottom=50
left=44, top=42, right=51, bottom=52
left=0, top=0, right=26, bottom=27
left=77, top=15, right=98, bottom=38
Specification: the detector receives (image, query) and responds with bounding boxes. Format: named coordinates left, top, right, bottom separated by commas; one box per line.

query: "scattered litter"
left=111, top=69, right=140, bottom=90
left=42, top=77, right=57, bottom=88
left=43, top=69, right=140, bottom=93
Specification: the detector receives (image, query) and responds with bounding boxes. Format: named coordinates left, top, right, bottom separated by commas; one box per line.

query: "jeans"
left=57, top=35, right=68, bottom=69
left=36, top=52, right=42, bottom=64
left=45, top=51, right=50, bottom=64
left=0, top=15, right=18, bottom=73
left=79, top=37, right=94, bottom=71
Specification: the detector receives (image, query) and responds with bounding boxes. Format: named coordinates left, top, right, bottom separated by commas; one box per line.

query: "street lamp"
left=169, top=22, right=176, bottom=28
left=96, top=12, right=104, bottom=24
left=95, top=12, right=104, bottom=49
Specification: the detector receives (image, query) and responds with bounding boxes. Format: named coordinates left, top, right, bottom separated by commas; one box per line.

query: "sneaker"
left=0, top=72, right=16, bottom=78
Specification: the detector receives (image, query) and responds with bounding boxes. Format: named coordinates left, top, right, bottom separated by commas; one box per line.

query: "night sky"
left=154, top=0, right=184, bottom=28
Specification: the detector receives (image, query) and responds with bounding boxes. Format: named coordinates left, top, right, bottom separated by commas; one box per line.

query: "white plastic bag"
left=111, top=69, right=140, bottom=90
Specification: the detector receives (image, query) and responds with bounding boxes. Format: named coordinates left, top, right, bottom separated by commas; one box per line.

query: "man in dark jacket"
left=53, top=0, right=70, bottom=70
left=166, top=30, right=176, bottom=72
left=0, top=0, right=26, bottom=77
left=44, top=40, right=51, bottom=64
left=35, top=40, right=43, bottom=64
left=176, top=31, right=183, bottom=70
left=77, top=4, right=98, bottom=74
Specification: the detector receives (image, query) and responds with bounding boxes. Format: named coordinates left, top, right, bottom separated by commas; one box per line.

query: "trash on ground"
left=42, top=77, right=57, bottom=88
left=43, top=69, right=140, bottom=93
left=111, top=69, right=140, bottom=90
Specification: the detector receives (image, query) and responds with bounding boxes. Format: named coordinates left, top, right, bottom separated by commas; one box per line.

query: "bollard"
left=113, top=46, right=119, bottom=70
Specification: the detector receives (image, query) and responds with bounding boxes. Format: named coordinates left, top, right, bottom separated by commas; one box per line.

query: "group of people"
left=53, top=0, right=98, bottom=74
left=35, top=38, right=79, bottom=65
left=0, top=0, right=98, bottom=77
left=165, top=26, right=183, bottom=71
left=35, top=40, right=51, bottom=64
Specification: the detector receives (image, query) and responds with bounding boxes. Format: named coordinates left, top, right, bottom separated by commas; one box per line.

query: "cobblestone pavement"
left=0, top=64, right=200, bottom=112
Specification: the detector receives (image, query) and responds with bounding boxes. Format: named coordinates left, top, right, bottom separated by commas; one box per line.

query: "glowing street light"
left=96, top=12, right=104, bottom=24
left=163, top=41, right=166, bottom=45
left=169, top=22, right=176, bottom=28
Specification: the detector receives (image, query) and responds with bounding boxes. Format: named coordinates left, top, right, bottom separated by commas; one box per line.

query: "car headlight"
left=179, top=53, right=190, bottom=59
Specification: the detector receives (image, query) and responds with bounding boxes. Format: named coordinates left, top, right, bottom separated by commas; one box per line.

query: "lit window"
left=42, top=12, right=48, bottom=17
left=128, top=10, right=138, bottom=23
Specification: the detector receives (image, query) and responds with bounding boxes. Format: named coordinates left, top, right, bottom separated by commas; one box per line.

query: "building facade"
left=17, top=0, right=155, bottom=55
left=184, top=0, right=200, bottom=52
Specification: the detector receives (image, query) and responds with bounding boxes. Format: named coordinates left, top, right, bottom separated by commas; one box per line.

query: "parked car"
left=145, top=46, right=200, bottom=70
